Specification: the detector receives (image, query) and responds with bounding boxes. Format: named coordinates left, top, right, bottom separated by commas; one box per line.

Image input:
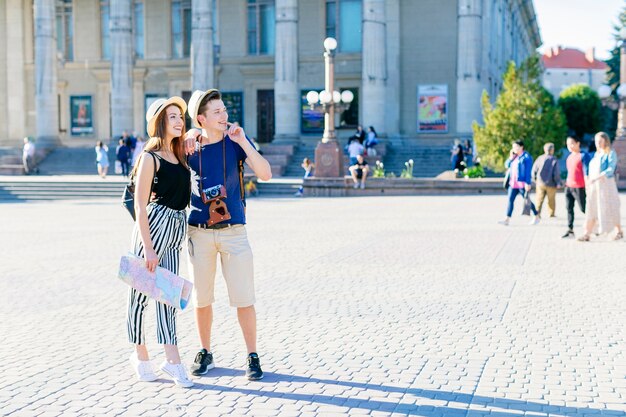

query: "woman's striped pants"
left=126, top=202, right=187, bottom=345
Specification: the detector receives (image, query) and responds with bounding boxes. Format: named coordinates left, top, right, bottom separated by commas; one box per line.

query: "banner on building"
left=70, top=95, right=94, bottom=136
left=300, top=90, right=324, bottom=134
left=417, top=85, right=448, bottom=132
left=222, top=92, right=244, bottom=127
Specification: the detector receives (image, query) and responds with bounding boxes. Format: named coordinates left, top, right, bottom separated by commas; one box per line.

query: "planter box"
left=303, top=176, right=504, bottom=197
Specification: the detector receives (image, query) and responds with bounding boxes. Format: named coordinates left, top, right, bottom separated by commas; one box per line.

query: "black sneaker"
left=561, top=229, right=574, bottom=239
left=190, top=349, right=214, bottom=376
left=246, top=353, right=264, bottom=380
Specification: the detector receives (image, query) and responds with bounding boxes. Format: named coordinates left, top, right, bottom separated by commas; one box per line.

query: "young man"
left=499, top=140, right=539, bottom=226
left=531, top=142, right=560, bottom=218
left=184, top=89, right=272, bottom=380
left=349, top=154, right=369, bottom=189
left=562, top=136, right=590, bottom=238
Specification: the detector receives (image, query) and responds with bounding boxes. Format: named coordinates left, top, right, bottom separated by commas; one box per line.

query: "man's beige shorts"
left=187, top=225, right=255, bottom=308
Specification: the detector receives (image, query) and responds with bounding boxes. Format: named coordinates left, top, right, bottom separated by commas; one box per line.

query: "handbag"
left=122, top=152, right=158, bottom=220
left=503, top=169, right=510, bottom=190
left=521, top=193, right=532, bottom=216
left=118, top=254, right=193, bottom=310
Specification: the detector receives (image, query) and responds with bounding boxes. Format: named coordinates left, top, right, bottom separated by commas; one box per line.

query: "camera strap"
left=198, top=136, right=227, bottom=197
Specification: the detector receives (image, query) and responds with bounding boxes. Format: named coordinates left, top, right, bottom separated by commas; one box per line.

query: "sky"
left=534, top=0, right=624, bottom=60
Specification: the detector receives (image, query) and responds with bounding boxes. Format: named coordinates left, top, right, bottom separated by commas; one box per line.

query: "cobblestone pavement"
left=1, top=195, right=625, bottom=417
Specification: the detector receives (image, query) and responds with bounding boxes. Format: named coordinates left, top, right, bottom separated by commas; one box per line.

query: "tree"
left=472, top=56, right=568, bottom=173
left=557, top=84, right=603, bottom=138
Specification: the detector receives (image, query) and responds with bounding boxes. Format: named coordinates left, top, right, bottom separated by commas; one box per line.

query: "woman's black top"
left=151, top=153, right=191, bottom=211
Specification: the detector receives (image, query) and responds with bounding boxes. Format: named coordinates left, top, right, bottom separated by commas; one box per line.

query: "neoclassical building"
left=0, top=0, right=540, bottom=148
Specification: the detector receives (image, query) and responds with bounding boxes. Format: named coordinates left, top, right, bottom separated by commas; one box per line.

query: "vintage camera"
left=201, top=184, right=226, bottom=204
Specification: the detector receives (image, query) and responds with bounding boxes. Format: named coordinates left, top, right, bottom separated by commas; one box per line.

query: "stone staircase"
left=0, top=147, right=25, bottom=175
left=383, top=144, right=452, bottom=177
left=36, top=146, right=116, bottom=175
left=0, top=177, right=126, bottom=201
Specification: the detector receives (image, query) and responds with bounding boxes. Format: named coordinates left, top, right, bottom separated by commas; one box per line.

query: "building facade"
left=0, top=0, right=540, bottom=148
left=542, top=46, right=608, bottom=100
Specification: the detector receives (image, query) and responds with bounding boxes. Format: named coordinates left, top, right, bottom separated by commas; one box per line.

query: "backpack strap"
left=238, top=159, right=246, bottom=206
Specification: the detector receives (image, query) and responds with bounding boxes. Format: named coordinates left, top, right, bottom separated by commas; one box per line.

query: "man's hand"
left=184, top=129, right=202, bottom=155
left=227, top=123, right=247, bottom=145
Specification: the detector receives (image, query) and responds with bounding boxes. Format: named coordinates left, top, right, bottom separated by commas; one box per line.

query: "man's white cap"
left=187, top=89, right=219, bottom=129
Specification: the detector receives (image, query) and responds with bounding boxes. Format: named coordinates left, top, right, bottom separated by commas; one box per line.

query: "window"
left=325, top=0, right=362, bottom=53
left=339, top=88, right=358, bottom=128
left=100, top=0, right=144, bottom=60
left=134, top=1, right=144, bottom=58
left=100, top=1, right=110, bottom=59
left=247, top=0, right=275, bottom=55
left=56, top=0, right=73, bottom=61
left=172, top=0, right=192, bottom=58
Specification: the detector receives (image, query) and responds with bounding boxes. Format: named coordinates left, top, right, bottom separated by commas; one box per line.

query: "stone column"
left=456, top=0, right=483, bottom=136
left=273, top=0, right=299, bottom=143
left=110, top=0, right=133, bottom=138
left=191, top=0, right=214, bottom=91
left=361, top=0, right=387, bottom=135
left=34, top=0, right=61, bottom=149
left=7, top=0, right=26, bottom=143
left=384, top=0, right=400, bottom=139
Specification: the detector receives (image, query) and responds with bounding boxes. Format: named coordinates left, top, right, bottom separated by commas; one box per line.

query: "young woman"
left=126, top=96, right=193, bottom=387
left=578, top=132, right=623, bottom=241
left=95, top=141, right=109, bottom=178
left=294, top=157, right=315, bottom=197
left=364, top=126, right=379, bottom=155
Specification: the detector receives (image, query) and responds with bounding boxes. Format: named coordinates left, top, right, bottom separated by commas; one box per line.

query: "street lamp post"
left=606, top=26, right=626, bottom=186
left=307, top=37, right=354, bottom=177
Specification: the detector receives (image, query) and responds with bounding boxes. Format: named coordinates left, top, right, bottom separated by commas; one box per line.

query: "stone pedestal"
left=314, top=141, right=344, bottom=178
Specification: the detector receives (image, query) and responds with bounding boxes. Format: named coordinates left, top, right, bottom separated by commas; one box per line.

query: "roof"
left=542, top=47, right=608, bottom=70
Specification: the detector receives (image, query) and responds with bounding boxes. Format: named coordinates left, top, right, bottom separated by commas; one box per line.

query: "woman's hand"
left=184, top=129, right=202, bottom=155
left=144, top=248, right=158, bottom=273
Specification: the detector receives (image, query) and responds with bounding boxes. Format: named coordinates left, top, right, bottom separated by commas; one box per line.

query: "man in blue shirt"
left=184, top=89, right=272, bottom=380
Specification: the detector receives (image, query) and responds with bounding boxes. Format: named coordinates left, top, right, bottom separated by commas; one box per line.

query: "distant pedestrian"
left=499, top=140, right=539, bottom=226
left=578, top=132, right=623, bottom=241
left=116, top=139, right=131, bottom=177
left=450, top=139, right=465, bottom=171
left=295, top=157, right=314, bottom=197
left=562, top=136, right=590, bottom=238
left=132, top=136, right=146, bottom=167
left=347, top=138, right=364, bottom=166
left=531, top=142, right=560, bottom=218
left=349, top=125, right=366, bottom=145
left=463, top=139, right=474, bottom=167
left=364, top=126, right=379, bottom=156
left=349, top=154, right=369, bottom=189
left=95, top=140, right=109, bottom=179
left=22, top=137, right=38, bottom=175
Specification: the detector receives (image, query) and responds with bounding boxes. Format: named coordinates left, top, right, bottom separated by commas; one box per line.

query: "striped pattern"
left=126, top=203, right=187, bottom=345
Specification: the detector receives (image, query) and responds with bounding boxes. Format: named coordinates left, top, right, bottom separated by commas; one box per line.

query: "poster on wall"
left=221, top=92, right=244, bottom=127
left=417, top=85, right=448, bottom=133
left=300, top=89, right=324, bottom=134
left=70, top=95, right=94, bottom=136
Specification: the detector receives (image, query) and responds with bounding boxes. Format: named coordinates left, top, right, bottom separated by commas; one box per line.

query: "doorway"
left=256, top=90, right=274, bottom=143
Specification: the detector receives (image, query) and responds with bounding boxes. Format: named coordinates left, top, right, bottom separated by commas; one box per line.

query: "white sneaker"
left=129, top=353, right=158, bottom=382
left=353, top=183, right=359, bottom=189
left=360, top=183, right=365, bottom=189
left=529, top=216, right=540, bottom=225
left=497, top=219, right=509, bottom=226
left=160, top=361, right=194, bottom=388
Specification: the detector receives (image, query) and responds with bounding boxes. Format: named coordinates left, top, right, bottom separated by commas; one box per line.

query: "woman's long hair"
left=595, top=131, right=611, bottom=152
left=131, top=104, right=188, bottom=176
